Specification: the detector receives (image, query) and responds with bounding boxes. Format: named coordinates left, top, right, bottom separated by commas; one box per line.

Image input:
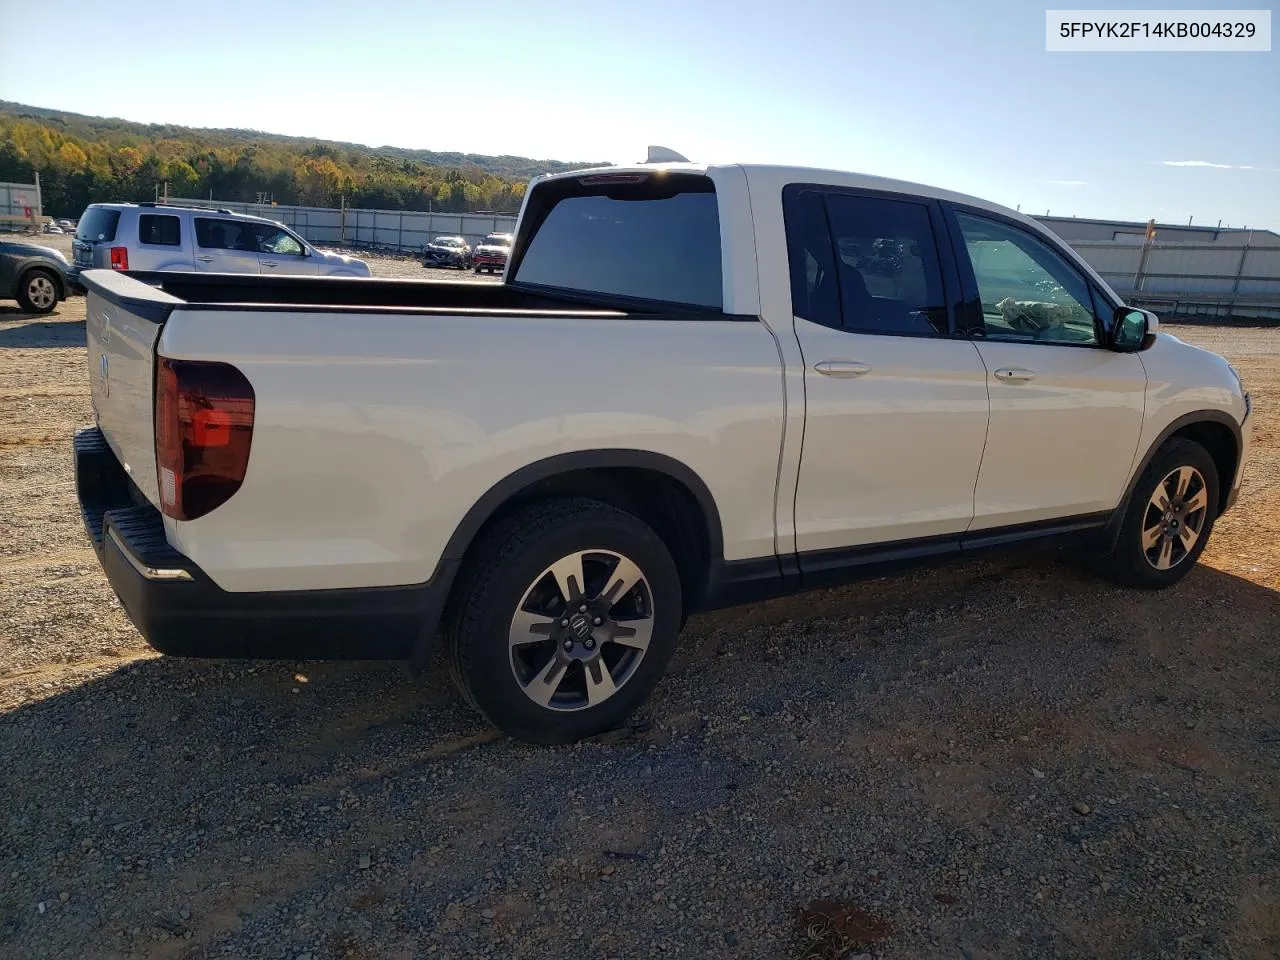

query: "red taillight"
left=155, top=358, right=255, bottom=521
left=109, top=246, right=129, bottom=270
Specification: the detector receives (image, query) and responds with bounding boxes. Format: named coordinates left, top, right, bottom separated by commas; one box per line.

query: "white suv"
left=68, top=203, right=370, bottom=286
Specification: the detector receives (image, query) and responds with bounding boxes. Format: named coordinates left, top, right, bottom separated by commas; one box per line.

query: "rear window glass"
left=138, top=214, right=181, bottom=246
left=513, top=176, right=722, bottom=310
left=75, top=208, right=120, bottom=242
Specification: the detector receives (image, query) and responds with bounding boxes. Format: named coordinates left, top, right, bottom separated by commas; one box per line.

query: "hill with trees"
left=0, top=101, right=610, bottom=217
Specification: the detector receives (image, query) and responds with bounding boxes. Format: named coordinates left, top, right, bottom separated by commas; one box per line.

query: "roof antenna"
left=644, top=145, right=690, bottom=163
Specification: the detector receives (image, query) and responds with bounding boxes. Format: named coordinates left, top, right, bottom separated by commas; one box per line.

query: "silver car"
left=69, top=203, right=371, bottom=287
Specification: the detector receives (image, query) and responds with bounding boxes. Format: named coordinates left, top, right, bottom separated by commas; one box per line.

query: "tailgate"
left=82, top=270, right=184, bottom=507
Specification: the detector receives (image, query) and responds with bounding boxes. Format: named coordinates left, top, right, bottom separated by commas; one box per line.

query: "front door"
left=254, top=224, right=316, bottom=275
left=192, top=217, right=262, bottom=274
left=785, top=188, right=991, bottom=564
left=945, top=207, right=1146, bottom=528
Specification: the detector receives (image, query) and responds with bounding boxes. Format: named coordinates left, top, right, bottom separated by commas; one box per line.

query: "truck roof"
left=534, top=161, right=1032, bottom=229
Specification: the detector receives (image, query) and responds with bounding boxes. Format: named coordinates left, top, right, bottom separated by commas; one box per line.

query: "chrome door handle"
left=262, top=261, right=278, bottom=268
left=196, top=255, right=214, bottom=263
left=994, top=367, right=1037, bottom=382
left=814, top=359, right=872, bottom=378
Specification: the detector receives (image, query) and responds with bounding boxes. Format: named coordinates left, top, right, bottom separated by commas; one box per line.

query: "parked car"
left=472, top=232, right=513, bottom=274
left=43, top=222, right=65, bottom=234
left=57, top=219, right=76, bottom=232
left=1, top=239, right=69, bottom=313
left=74, top=160, right=1252, bottom=745
left=423, top=235, right=472, bottom=269
left=67, top=203, right=371, bottom=290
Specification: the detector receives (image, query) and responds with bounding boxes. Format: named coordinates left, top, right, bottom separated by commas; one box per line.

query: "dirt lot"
left=1, top=270, right=1277, bottom=959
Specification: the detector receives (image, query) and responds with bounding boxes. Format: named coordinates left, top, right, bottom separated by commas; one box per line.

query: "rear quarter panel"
left=157, top=309, right=786, bottom=593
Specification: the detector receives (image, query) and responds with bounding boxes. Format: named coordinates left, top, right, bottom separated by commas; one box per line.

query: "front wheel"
left=18, top=269, right=59, bottom=314
left=443, top=498, right=682, bottom=744
left=1097, top=437, right=1219, bottom=589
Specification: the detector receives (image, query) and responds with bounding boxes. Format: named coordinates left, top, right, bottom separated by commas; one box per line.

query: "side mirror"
left=1111, top=306, right=1158, bottom=352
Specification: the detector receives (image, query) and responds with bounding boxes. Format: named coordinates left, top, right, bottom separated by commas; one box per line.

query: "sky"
left=2, top=0, right=1277, bottom=228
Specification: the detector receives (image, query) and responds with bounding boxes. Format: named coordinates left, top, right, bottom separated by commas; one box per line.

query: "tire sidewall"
left=459, top=510, right=682, bottom=744
left=1116, top=439, right=1220, bottom=588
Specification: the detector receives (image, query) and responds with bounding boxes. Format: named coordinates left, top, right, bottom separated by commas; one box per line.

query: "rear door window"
left=75, top=208, right=120, bottom=242
left=138, top=214, right=181, bottom=246
left=195, top=218, right=260, bottom=252
left=512, top=174, right=722, bottom=310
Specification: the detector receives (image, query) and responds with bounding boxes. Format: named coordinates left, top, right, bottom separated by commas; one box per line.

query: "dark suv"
left=423, top=235, right=472, bottom=270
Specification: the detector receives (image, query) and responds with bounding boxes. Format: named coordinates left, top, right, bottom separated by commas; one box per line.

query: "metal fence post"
left=1229, top=231, right=1252, bottom=316
left=398, top=211, right=404, bottom=252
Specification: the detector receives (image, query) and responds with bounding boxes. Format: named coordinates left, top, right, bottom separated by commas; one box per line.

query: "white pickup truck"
left=75, top=161, right=1252, bottom=744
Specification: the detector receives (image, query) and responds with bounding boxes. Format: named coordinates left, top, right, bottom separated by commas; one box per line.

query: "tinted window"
left=256, top=225, right=304, bottom=256
left=514, top=177, right=722, bottom=310
left=138, top=214, right=180, bottom=246
left=784, top=188, right=841, bottom=327
left=954, top=212, right=1099, bottom=346
left=787, top=192, right=948, bottom=336
left=194, top=218, right=259, bottom=252
left=75, top=208, right=120, bottom=242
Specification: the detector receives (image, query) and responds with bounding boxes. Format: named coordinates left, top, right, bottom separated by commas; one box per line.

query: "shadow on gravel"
left=2, top=557, right=1279, bottom=959
left=0, top=311, right=86, bottom=349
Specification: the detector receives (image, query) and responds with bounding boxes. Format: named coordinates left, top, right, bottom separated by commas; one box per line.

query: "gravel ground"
left=1, top=272, right=1278, bottom=959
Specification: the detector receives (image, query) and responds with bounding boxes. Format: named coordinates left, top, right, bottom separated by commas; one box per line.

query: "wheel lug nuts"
left=559, top=619, right=569, bottom=628
left=563, top=639, right=574, bottom=651
left=579, top=604, right=588, bottom=613
left=584, top=638, right=595, bottom=650
left=593, top=617, right=603, bottom=626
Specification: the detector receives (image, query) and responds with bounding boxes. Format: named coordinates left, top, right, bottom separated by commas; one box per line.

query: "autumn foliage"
left=0, top=102, right=603, bottom=218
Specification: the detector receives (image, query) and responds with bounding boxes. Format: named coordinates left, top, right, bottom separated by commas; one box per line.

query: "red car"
left=472, top=232, right=513, bottom=274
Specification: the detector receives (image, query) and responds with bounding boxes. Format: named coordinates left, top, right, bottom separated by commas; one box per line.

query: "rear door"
left=785, top=187, right=991, bottom=560
left=192, top=217, right=262, bottom=274
left=253, top=223, right=316, bottom=275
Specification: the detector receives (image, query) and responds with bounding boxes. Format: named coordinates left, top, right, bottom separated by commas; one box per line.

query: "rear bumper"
left=66, top=267, right=86, bottom=293
left=74, top=427, right=453, bottom=661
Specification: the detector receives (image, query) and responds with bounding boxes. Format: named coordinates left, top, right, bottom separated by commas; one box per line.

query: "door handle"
left=814, top=359, right=872, bottom=378
left=196, top=255, right=214, bottom=263
left=262, top=261, right=278, bottom=268
left=993, top=367, right=1037, bottom=382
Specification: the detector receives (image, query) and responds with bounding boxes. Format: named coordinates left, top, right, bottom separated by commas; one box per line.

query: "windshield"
left=482, top=235, right=511, bottom=247
left=76, top=207, right=121, bottom=242
left=434, top=238, right=463, bottom=247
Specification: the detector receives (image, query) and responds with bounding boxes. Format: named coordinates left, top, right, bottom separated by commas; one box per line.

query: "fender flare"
left=439, top=448, right=727, bottom=566
left=1103, top=409, right=1243, bottom=548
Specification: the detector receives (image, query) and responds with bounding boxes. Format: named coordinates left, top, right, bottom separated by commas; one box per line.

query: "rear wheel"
left=1097, top=437, right=1219, bottom=589
left=17, top=269, right=59, bottom=314
left=443, top=498, right=682, bottom=744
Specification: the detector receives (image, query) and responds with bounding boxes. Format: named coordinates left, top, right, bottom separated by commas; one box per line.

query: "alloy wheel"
left=508, top=549, right=655, bottom=712
left=1141, top=466, right=1209, bottom=570
left=27, top=275, right=56, bottom=310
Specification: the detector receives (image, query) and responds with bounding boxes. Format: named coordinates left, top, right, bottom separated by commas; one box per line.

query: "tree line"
left=0, top=104, right=600, bottom=218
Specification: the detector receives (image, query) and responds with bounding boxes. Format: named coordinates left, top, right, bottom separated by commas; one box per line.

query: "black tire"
left=474, top=265, right=482, bottom=274
left=1097, top=437, right=1219, bottom=589
left=442, top=497, right=683, bottom=745
left=17, top=268, right=60, bottom=314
